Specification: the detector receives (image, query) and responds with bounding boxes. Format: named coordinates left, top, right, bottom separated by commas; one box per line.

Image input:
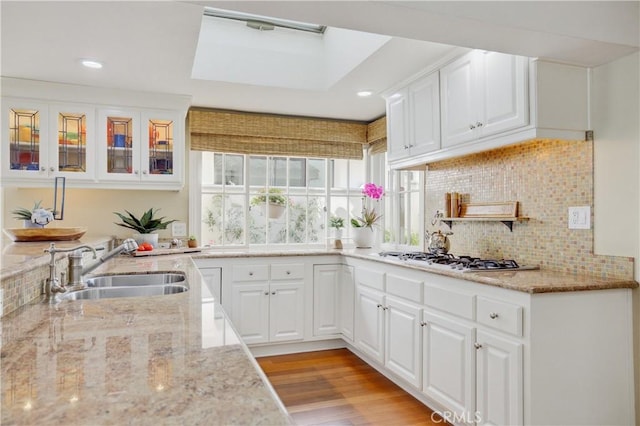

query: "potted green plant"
left=113, top=208, right=176, bottom=248
left=12, top=200, right=54, bottom=228
left=329, top=216, right=345, bottom=249
left=250, top=188, right=288, bottom=219
left=187, top=235, right=198, bottom=248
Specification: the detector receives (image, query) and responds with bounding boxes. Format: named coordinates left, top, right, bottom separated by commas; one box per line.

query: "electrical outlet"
left=568, top=206, right=590, bottom=229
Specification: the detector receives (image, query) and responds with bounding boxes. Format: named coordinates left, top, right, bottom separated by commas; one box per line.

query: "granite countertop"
left=0, top=254, right=292, bottom=425
left=191, top=249, right=638, bottom=294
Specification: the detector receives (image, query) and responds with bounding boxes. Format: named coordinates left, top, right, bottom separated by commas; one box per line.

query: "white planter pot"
left=267, top=202, right=285, bottom=219
left=132, top=233, right=159, bottom=248
left=352, top=226, right=374, bottom=248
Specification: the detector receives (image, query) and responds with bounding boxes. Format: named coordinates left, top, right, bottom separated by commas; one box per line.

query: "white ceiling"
left=1, top=1, right=638, bottom=122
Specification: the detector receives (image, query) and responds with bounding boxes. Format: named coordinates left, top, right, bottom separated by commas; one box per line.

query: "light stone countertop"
left=191, top=249, right=638, bottom=294
left=0, top=254, right=292, bottom=426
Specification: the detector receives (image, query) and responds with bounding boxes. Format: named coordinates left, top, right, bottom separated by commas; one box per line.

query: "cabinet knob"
left=489, top=312, right=499, bottom=319
left=49, top=167, right=55, bottom=172
left=249, top=272, right=254, bottom=276
left=420, top=321, right=428, bottom=327
left=382, top=306, right=389, bottom=311
left=40, top=166, right=46, bottom=172
left=376, top=304, right=382, bottom=309
left=142, top=170, right=148, bottom=175
left=474, top=342, right=483, bottom=350
left=403, top=144, right=409, bottom=149
left=271, top=291, right=276, bottom=295
left=476, top=121, right=483, bottom=128
left=264, top=291, right=269, bottom=296
left=134, top=170, right=139, bottom=175
left=286, top=271, right=291, bottom=275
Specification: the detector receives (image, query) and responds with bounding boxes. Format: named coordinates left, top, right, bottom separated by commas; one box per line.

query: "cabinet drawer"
left=356, top=268, right=385, bottom=291
left=271, top=263, right=305, bottom=280
left=231, top=264, right=269, bottom=282
left=424, top=285, right=475, bottom=320
left=476, top=296, right=523, bottom=337
left=387, top=274, right=422, bottom=303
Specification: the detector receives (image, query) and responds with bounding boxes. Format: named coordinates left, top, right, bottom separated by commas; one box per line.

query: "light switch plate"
left=568, top=206, right=590, bottom=229
left=171, top=222, right=187, bottom=237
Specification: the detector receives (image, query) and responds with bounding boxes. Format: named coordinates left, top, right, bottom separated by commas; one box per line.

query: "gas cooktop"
left=375, top=251, right=539, bottom=273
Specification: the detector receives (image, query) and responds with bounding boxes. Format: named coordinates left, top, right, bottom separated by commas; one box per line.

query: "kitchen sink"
left=84, top=272, right=187, bottom=288
left=59, top=272, right=189, bottom=301
left=60, top=284, right=188, bottom=301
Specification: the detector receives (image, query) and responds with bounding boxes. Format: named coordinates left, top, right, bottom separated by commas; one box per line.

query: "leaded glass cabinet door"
left=49, top=103, right=96, bottom=181
left=2, top=98, right=50, bottom=180
left=97, top=108, right=140, bottom=181
left=140, top=110, right=182, bottom=184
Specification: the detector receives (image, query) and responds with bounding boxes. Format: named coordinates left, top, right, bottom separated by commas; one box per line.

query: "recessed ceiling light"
left=81, top=59, right=103, bottom=69
left=357, top=90, right=373, bottom=97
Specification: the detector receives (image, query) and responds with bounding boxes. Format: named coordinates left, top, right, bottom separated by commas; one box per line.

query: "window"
left=193, top=149, right=423, bottom=249
left=198, top=152, right=365, bottom=247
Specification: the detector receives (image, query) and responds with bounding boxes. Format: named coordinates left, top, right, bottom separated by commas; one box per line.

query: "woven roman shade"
left=189, top=108, right=367, bottom=159
left=367, top=115, right=387, bottom=155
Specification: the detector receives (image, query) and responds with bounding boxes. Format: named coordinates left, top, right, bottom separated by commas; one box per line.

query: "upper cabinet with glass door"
left=97, top=108, right=183, bottom=189
left=1, top=98, right=96, bottom=185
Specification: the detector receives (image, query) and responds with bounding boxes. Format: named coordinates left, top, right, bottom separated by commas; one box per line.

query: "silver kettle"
left=426, top=230, right=452, bottom=254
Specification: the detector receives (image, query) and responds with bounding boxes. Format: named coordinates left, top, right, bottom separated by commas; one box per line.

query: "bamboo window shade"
left=367, top=116, right=387, bottom=155
left=189, top=108, right=369, bottom=160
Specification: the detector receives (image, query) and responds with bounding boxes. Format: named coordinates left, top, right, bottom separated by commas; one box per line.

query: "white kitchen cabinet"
left=422, top=309, right=476, bottom=422
left=339, top=265, right=355, bottom=341
left=199, top=266, right=222, bottom=303
left=475, top=329, right=523, bottom=426
left=440, top=50, right=528, bottom=148
left=385, top=295, right=423, bottom=388
left=97, top=108, right=183, bottom=189
left=229, top=262, right=305, bottom=345
left=1, top=98, right=97, bottom=184
left=355, top=285, right=386, bottom=363
left=313, top=265, right=341, bottom=336
left=313, top=264, right=354, bottom=339
left=385, top=71, right=440, bottom=163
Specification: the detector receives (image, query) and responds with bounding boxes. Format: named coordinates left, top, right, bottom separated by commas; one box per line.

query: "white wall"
left=591, top=51, right=640, bottom=422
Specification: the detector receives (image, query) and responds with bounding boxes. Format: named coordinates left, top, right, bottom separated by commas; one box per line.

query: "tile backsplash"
left=426, top=139, right=634, bottom=279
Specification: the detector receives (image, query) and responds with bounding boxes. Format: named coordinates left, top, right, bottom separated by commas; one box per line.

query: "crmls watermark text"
left=431, top=410, right=482, bottom=424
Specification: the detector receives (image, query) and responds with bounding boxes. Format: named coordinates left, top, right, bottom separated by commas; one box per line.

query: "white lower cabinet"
left=355, top=285, right=423, bottom=388
left=313, top=264, right=355, bottom=340
left=355, top=285, right=386, bottom=363
left=475, top=330, right=523, bottom=426
left=385, top=295, right=423, bottom=388
left=230, top=262, right=305, bottom=345
left=422, top=310, right=476, bottom=422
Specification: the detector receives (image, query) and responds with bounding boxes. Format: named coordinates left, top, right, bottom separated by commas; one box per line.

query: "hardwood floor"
left=257, top=349, right=448, bottom=426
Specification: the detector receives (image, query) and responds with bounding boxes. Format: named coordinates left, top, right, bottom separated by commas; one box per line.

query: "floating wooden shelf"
left=440, top=217, right=529, bottom=232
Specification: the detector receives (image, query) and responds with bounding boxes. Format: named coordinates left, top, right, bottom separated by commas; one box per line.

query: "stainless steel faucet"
left=43, top=239, right=139, bottom=301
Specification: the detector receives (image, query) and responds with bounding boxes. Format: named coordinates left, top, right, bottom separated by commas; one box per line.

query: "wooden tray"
left=3, top=227, right=87, bottom=242
left=459, top=202, right=518, bottom=218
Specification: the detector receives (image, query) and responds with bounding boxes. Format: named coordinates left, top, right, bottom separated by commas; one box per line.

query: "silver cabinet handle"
left=134, top=170, right=139, bottom=175
left=142, top=170, right=148, bottom=175
left=286, top=271, right=291, bottom=275
left=249, top=272, right=253, bottom=276
left=40, top=166, right=46, bottom=171
left=469, top=124, right=476, bottom=130
left=376, top=304, right=382, bottom=309
left=271, top=291, right=276, bottom=295
left=382, top=306, right=389, bottom=311
left=420, top=321, right=428, bottom=327
left=264, top=291, right=269, bottom=296
left=474, top=342, right=483, bottom=349
left=476, top=121, right=483, bottom=128
left=489, top=312, right=499, bottom=319
left=49, top=167, right=55, bottom=172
